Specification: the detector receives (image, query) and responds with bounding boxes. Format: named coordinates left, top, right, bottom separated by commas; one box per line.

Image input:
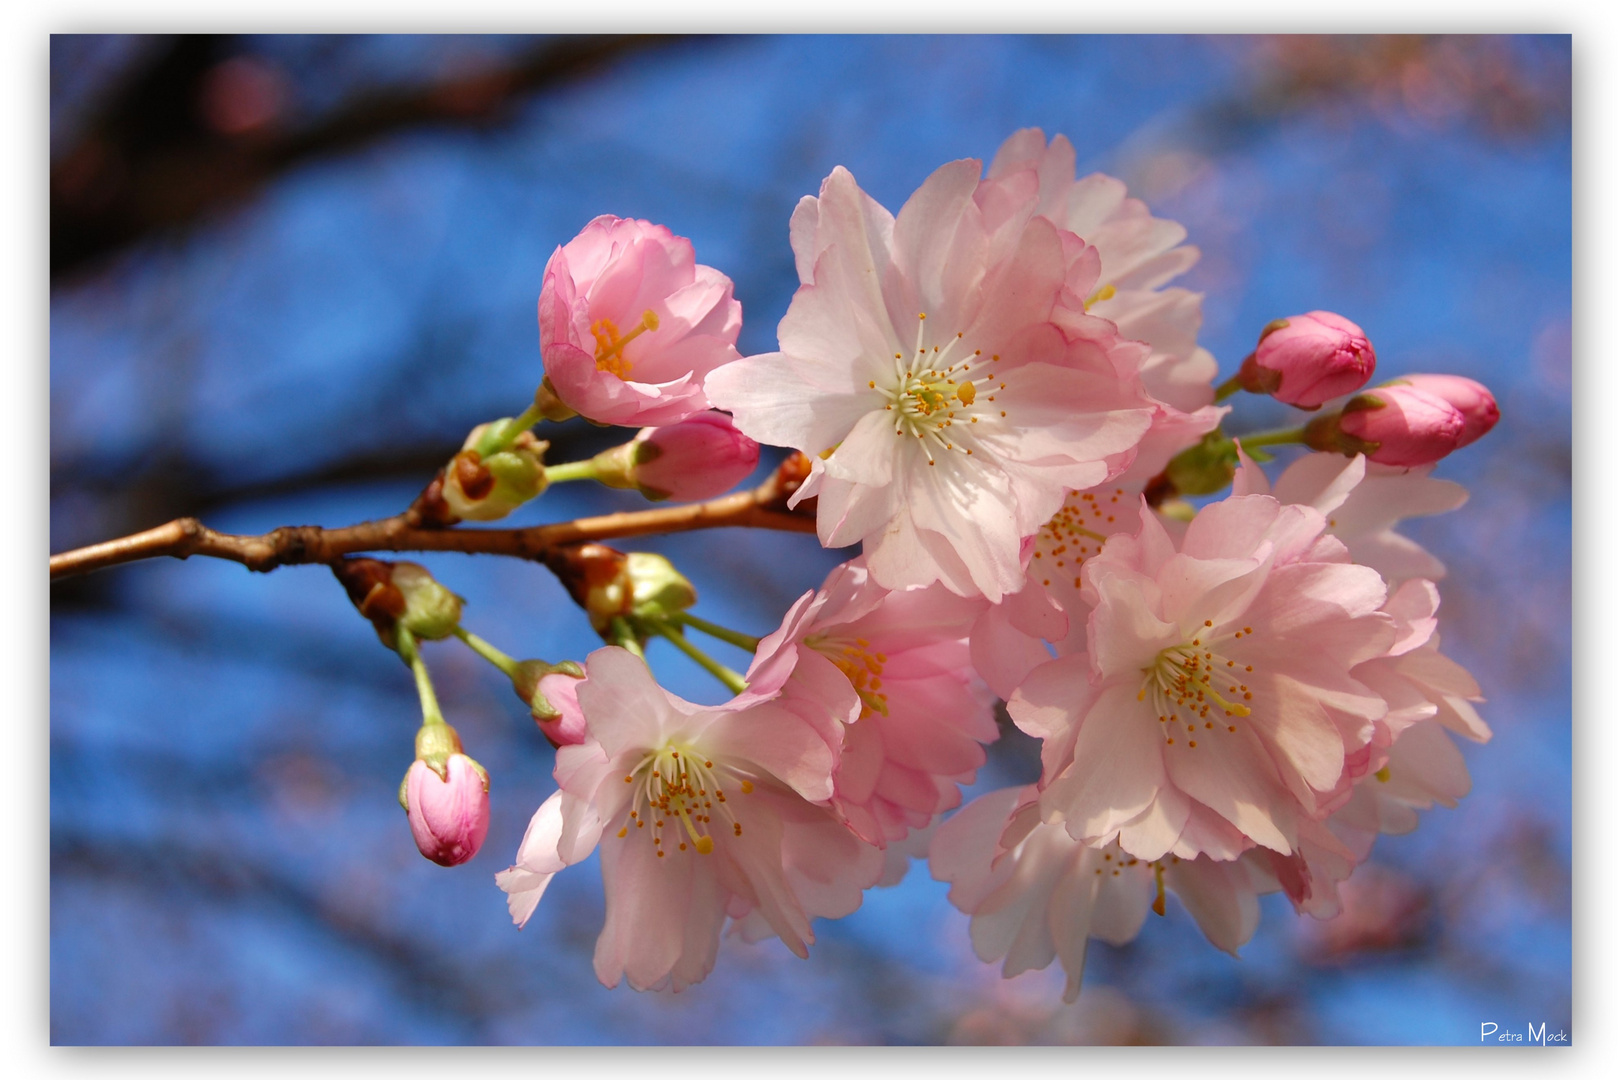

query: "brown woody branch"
left=49, top=456, right=818, bottom=582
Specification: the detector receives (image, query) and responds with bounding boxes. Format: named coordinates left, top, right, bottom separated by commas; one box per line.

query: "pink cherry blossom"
left=1010, top=492, right=1397, bottom=862
left=929, top=785, right=1266, bottom=1000
left=980, top=129, right=1226, bottom=486
left=1234, top=448, right=1469, bottom=585
left=969, top=484, right=1147, bottom=699
left=538, top=216, right=742, bottom=427
left=1240, top=576, right=1487, bottom=917
left=405, top=753, right=490, bottom=867
left=495, top=647, right=882, bottom=992
left=930, top=787, right=1150, bottom=1002
left=746, top=558, right=998, bottom=846
left=1238, top=311, right=1377, bottom=410
left=705, top=160, right=1157, bottom=601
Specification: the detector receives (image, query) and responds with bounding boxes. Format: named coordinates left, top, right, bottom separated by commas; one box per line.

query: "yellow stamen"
left=592, top=309, right=660, bottom=378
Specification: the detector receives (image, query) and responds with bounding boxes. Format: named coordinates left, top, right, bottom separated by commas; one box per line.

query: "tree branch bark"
left=50, top=460, right=818, bottom=581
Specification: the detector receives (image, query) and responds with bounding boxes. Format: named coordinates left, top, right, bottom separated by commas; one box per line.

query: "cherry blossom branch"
left=49, top=457, right=817, bottom=581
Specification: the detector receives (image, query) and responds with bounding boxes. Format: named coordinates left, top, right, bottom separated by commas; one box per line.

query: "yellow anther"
left=591, top=309, right=661, bottom=378
left=956, top=382, right=976, bottom=405
left=1085, top=284, right=1117, bottom=308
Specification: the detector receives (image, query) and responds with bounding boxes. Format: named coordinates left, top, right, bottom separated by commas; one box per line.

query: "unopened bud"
left=392, top=563, right=463, bottom=642
left=627, top=552, right=697, bottom=621
left=1305, top=385, right=1466, bottom=467
left=591, top=413, right=760, bottom=501
left=543, top=543, right=633, bottom=633
left=513, top=658, right=584, bottom=718
left=1237, top=312, right=1376, bottom=409
left=441, top=424, right=550, bottom=522
left=401, top=750, right=490, bottom=867
left=1387, top=374, right=1499, bottom=449
left=541, top=544, right=697, bottom=637
left=514, top=660, right=588, bottom=746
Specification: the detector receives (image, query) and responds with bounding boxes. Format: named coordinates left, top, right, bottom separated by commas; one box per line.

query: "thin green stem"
left=608, top=616, right=645, bottom=659
left=452, top=626, right=521, bottom=680
left=1232, top=427, right=1309, bottom=451
left=544, top=460, right=600, bottom=485
left=474, top=401, right=547, bottom=458
left=396, top=626, right=446, bottom=726
left=651, top=623, right=749, bottom=695
left=1213, top=374, right=1245, bottom=402
left=670, top=610, right=762, bottom=653
left=1073, top=526, right=1109, bottom=543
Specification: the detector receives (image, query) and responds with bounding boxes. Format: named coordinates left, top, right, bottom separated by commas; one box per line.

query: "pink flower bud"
left=404, top=754, right=490, bottom=866
left=629, top=412, right=760, bottom=501
left=1239, top=311, right=1376, bottom=409
left=1392, top=374, right=1499, bottom=448
left=1335, top=385, right=1467, bottom=467
left=534, top=670, right=588, bottom=747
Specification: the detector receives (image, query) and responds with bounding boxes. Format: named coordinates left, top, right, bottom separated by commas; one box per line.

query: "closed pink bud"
left=405, top=754, right=490, bottom=866
left=626, top=412, right=760, bottom=501
left=1239, top=311, right=1376, bottom=409
left=1393, top=374, right=1499, bottom=448
left=1335, top=385, right=1467, bottom=467
left=533, top=669, right=588, bottom=748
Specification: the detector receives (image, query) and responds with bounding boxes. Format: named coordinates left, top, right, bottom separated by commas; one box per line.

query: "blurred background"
left=48, top=34, right=1571, bottom=1045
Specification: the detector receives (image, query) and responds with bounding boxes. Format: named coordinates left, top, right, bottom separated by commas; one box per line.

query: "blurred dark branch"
left=49, top=453, right=817, bottom=580
left=51, top=34, right=690, bottom=281
left=1185, top=35, right=1569, bottom=155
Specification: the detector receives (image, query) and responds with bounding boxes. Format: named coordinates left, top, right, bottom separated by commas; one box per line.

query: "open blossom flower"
left=538, top=216, right=742, bottom=426
left=969, top=485, right=1145, bottom=699
left=1010, top=492, right=1396, bottom=861
left=1234, top=449, right=1468, bottom=585
left=980, top=129, right=1226, bottom=486
left=1203, top=572, right=1487, bottom=922
left=706, top=160, right=1156, bottom=601
left=929, top=786, right=1264, bottom=1001
left=495, top=647, right=882, bottom=992
left=746, top=558, right=997, bottom=846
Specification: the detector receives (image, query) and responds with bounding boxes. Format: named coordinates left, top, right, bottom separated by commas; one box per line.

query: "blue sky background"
left=49, top=34, right=1570, bottom=1045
